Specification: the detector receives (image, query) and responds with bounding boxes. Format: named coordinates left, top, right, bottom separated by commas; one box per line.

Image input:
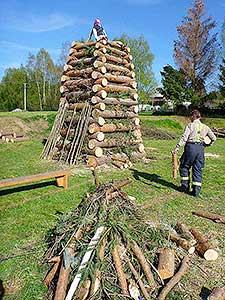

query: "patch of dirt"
left=141, top=126, right=177, bottom=140
left=0, top=117, right=48, bottom=138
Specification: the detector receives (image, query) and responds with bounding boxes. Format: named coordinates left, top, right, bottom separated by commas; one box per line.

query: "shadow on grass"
left=130, top=169, right=179, bottom=191
left=0, top=180, right=57, bottom=196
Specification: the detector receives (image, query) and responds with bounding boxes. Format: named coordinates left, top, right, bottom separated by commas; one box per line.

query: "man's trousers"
left=179, top=143, right=204, bottom=196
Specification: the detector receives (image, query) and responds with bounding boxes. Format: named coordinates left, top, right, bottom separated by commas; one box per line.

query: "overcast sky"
left=0, top=0, right=224, bottom=83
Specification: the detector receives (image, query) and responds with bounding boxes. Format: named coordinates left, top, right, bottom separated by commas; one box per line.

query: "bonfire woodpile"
left=44, top=177, right=219, bottom=300
left=41, top=39, right=145, bottom=167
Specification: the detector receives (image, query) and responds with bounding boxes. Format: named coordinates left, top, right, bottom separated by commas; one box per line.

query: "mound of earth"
left=0, top=117, right=49, bottom=138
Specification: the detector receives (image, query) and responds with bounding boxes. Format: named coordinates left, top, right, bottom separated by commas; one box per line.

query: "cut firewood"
left=130, top=241, right=156, bottom=289
left=192, top=211, right=225, bottom=224
left=207, top=286, right=225, bottom=300
left=54, top=262, right=71, bottom=300
left=112, top=244, right=128, bottom=296
left=158, top=255, right=190, bottom=300
left=190, top=227, right=218, bottom=261
left=169, top=232, right=195, bottom=254
left=158, top=248, right=175, bottom=279
left=172, top=152, right=178, bottom=179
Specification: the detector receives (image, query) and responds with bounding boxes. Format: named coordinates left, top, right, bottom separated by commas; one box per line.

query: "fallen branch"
left=192, top=211, right=225, bottom=224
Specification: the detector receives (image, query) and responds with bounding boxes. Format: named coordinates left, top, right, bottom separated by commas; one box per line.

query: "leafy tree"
left=219, top=59, right=225, bottom=97
left=58, top=41, right=71, bottom=67
left=159, top=65, right=198, bottom=106
left=0, top=67, right=27, bottom=111
left=174, top=0, right=218, bottom=97
left=116, top=34, right=157, bottom=104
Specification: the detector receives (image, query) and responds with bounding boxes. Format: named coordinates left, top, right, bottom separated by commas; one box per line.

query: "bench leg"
left=56, top=175, right=68, bottom=189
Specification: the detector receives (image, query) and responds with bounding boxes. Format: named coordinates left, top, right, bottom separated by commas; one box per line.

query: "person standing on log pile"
left=172, top=110, right=216, bottom=197
left=86, top=18, right=108, bottom=42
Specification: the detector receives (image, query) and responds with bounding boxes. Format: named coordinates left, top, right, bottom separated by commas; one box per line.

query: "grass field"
left=0, top=112, right=225, bottom=299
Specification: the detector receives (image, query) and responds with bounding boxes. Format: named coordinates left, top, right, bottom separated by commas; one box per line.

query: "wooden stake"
left=192, top=211, right=225, bottom=224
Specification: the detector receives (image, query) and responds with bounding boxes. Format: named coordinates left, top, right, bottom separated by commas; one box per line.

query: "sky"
left=0, top=0, right=224, bottom=84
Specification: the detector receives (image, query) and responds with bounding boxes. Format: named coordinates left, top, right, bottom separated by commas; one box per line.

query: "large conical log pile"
left=44, top=178, right=196, bottom=300
left=41, top=39, right=145, bottom=167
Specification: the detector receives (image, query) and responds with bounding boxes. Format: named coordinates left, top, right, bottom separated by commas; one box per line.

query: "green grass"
left=0, top=113, right=225, bottom=299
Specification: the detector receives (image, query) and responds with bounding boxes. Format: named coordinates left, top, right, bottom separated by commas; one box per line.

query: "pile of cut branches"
left=44, top=177, right=218, bottom=300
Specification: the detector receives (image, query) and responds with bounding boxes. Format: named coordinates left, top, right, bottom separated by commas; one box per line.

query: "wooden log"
left=95, top=43, right=128, bottom=56
left=172, top=152, right=179, bottom=179
left=128, top=105, right=139, bottom=113
left=169, top=233, right=195, bottom=254
left=192, top=211, right=225, bottom=224
left=65, top=58, right=95, bottom=69
left=158, top=248, right=175, bottom=280
left=93, top=61, right=133, bottom=75
left=104, top=53, right=128, bottom=65
left=54, top=262, right=71, bottom=300
left=92, top=102, right=106, bottom=111
left=92, top=109, right=137, bottom=119
left=88, top=123, right=130, bottom=134
left=92, top=72, right=136, bottom=85
left=131, top=117, right=140, bottom=126
left=112, top=160, right=125, bottom=169
left=63, top=66, right=106, bottom=79
left=89, top=131, right=105, bottom=141
left=65, top=91, right=92, bottom=101
left=71, top=41, right=96, bottom=50
left=94, top=78, right=108, bottom=87
left=112, top=245, right=128, bottom=296
left=190, top=228, right=218, bottom=261
left=63, top=78, right=94, bottom=89
left=175, top=222, right=195, bottom=243
left=87, top=155, right=111, bottom=168
left=44, top=257, right=61, bottom=286
left=158, top=256, right=190, bottom=300
left=107, top=40, right=126, bottom=50
left=76, top=279, right=91, bottom=300
left=84, top=147, right=103, bottom=157
left=207, top=286, right=225, bottom=300
left=130, top=241, right=156, bottom=289
left=102, top=84, right=136, bottom=94
left=88, top=138, right=141, bottom=149
left=91, top=96, right=138, bottom=106
left=88, top=117, right=105, bottom=126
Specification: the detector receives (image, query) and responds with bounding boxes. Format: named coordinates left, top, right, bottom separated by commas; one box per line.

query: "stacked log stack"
left=42, top=39, right=145, bottom=167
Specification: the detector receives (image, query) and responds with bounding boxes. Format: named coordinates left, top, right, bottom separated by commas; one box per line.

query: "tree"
left=0, top=67, right=27, bottom=111
left=174, top=0, right=218, bottom=97
left=116, top=34, right=157, bottom=104
left=159, top=65, right=197, bottom=106
left=218, top=59, right=225, bottom=97
left=58, top=41, right=71, bottom=67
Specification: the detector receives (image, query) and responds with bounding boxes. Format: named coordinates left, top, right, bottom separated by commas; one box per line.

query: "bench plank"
left=0, top=170, right=71, bottom=189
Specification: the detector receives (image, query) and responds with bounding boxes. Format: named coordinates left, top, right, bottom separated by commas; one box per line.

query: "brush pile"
left=45, top=177, right=213, bottom=300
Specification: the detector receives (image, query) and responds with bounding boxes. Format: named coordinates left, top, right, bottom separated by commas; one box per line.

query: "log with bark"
left=169, top=232, right=195, bottom=254
left=91, top=96, right=138, bottom=106
left=158, top=248, right=175, bottom=280
left=190, top=227, right=218, bottom=261
left=92, top=108, right=137, bottom=119
left=88, top=123, right=132, bottom=134
left=192, top=211, right=225, bottom=224
left=88, top=138, right=142, bottom=150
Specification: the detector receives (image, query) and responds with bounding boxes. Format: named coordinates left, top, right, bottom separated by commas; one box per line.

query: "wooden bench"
left=0, top=170, right=71, bottom=190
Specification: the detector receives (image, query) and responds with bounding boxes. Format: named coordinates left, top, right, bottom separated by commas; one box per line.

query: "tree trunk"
left=88, top=138, right=142, bottom=149
left=84, top=147, right=103, bottom=157
left=89, top=131, right=105, bottom=141
left=190, top=228, right=218, bottom=260
left=65, top=91, right=92, bottom=101
left=158, top=248, right=175, bottom=280
left=104, top=53, right=128, bottom=65
left=87, top=155, right=111, bottom=168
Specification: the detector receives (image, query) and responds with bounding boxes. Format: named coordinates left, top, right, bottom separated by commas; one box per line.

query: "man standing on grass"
left=172, top=110, right=216, bottom=197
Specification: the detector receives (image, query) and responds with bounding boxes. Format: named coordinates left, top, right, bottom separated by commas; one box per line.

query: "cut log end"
left=204, top=249, right=219, bottom=261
